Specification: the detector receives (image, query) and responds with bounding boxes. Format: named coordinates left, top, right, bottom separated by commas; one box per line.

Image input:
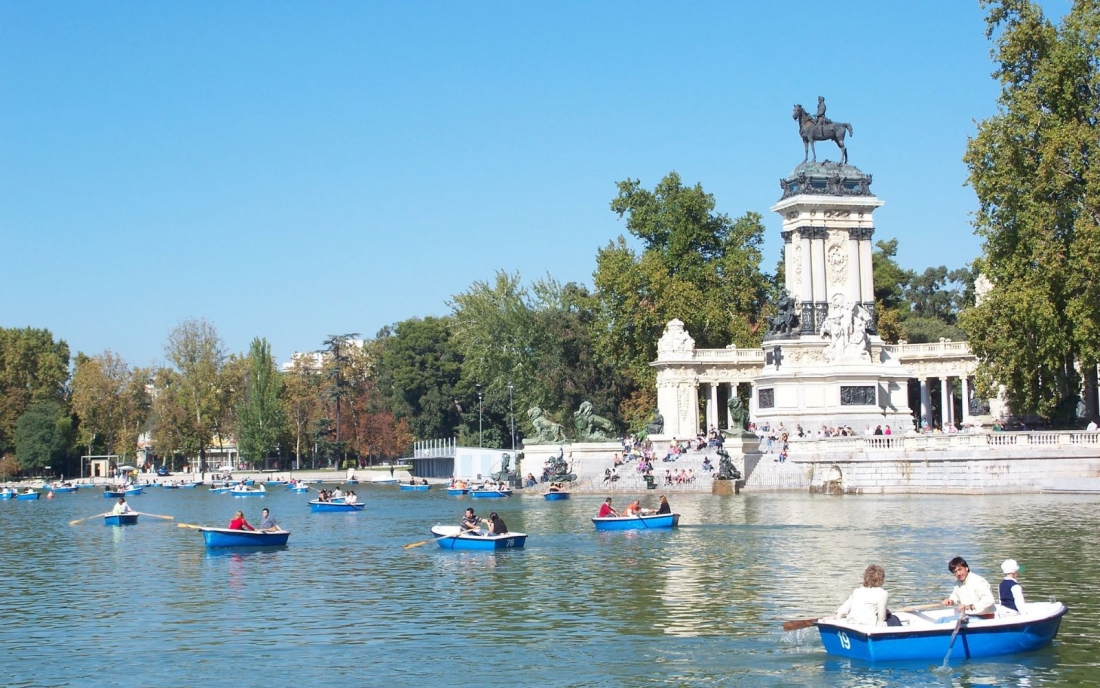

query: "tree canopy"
left=960, top=0, right=1100, bottom=423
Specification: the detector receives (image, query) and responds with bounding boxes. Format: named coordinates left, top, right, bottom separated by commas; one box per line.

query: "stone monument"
left=754, top=100, right=913, bottom=431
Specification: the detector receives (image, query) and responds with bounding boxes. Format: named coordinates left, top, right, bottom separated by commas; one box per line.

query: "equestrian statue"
left=793, top=96, right=853, bottom=165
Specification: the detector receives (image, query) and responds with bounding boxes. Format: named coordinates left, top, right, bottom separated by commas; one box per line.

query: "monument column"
left=858, top=229, right=875, bottom=306
left=920, top=378, right=932, bottom=427
left=847, top=232, right=861, bottom=304
left=800, top=231, right=814, bottom=332
left=940, top=378, right=952, bottom=429
left=707, top=383, right=719, bottom=431
left=961, top=376, right=971, bottom=425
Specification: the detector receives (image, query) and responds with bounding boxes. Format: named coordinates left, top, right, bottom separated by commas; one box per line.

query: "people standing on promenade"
left=112, top=497, right=132, bottom=515
left=999, top=559, right=1026, bottom=614
left=229, top=510, right=254, bottom=531
left=259, top=508, right=279, bottom=531
left=942, top=556, right=995, bottom=617
left=832, top=564, right=892, bottom=626
left=597, top=497, right=618, bottom=518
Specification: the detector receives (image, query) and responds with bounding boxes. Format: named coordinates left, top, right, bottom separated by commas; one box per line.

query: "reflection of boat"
left=592, top=513, right=679, bottom=530
left=544, top=491, right=570, bottom=501
left=429, top=525, right=527, bottom=550
left=308, top=500, right=364, bottom=512
left=104, top=513, right=139, bottom=526
left=400, top=484, right=431, bottom=492
left=199, top=527, right=291, bottom=548
left=469, top=489, right=512, bottom=498
left=16, top=491, right=40, bottom=500
left=815, top=601, right=1068, bottom=662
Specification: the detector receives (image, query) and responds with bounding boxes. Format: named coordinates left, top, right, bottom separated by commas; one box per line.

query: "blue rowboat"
left=103, top=490, right=125, bottom=498
left=308, top=500, right=365, bottom=513
left=46, top=485, right=79, bottom=493
left=446, top=488, right=469, bottom=496
left=430, top=525, right=527, bottom=551
left=199, top=527, right=291, bottom=548
left=346, top=479, right=359, bottom=485
left=104, top=513, right=139, bottom=526
left=162, top=484, right=180, bottom=490
left=469, top=489, right=512, bottom=499
left=264, top=480, right=286, bottom=487
left=123, top=486, right=144, bottom=495
left=815, top=601, right=1067, bottom=662
left=16, top=491, right=40, bottom=500
left=592, top=513, right=679, bottom=530
left=369, top=478, right=400, bottom=485
left=400, top=484, right=431, bottom=492
left=287, top=485, right=310, bottom=493
left=544, top=491, right=570, bottom=501
left=0, top=490, right=15, bottom=500
left=210, top=486, right=233, bottom=494
left=242, top=479, right=255, bottom=486
left=230, top=486, right=266, bottom=497
left=181, top=482, right=200, bottom=488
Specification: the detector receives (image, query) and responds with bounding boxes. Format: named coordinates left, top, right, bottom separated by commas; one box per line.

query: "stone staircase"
left=573, top=449, right=719, bottom=493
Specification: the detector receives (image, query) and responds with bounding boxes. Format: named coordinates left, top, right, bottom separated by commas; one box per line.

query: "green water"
left=2, top=488, right=1097, bottom=686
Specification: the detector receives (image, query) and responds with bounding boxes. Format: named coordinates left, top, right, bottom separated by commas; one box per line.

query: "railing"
left=657, top=348, right=766, bottom=364
left=787, top=430, right=1100, bottom=454
left=882, top=341, right=972, bottom=358
left=413, top=438, right=457, bottom=459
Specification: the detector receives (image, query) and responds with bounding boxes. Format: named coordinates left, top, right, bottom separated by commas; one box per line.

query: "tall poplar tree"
left=236, top=338, right=286, bottom=467
left=960, top=0, right=1100, bottom=423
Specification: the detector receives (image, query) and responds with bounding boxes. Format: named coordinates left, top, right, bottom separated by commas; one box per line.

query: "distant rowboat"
left=16, top=491, right=40, bottom=500
left=308, top=500, right=364, bottom=513
left=429, top=525, right=527, bottom=551
left=400, top=484, right=431, bottom=492
left=544, top=491, right=570, bottom=501
left=469, top=489, right=512, bottom=499
left=104, top=513, right=139, bottom=526
left=446, top=487, right=469, bottom=496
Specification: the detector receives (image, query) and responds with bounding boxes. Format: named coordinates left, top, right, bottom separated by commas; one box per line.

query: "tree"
left=872, top=239, right=915, bottom=344
left=960, top=0, right=1100, bottom=423
left=593, top=172, right=770, bottom=397
left=236, top=338, right=286, bottom=467
left=320, top=333, right=359, bottom=466
left=71, top=351, right=151, bottom=463
left=0, top=328, right=70, bottom=455
left=377, top=317, right=464, bottom=443
left=282, top=356, right=322, bottom=468
left=14, top=401, right=73, bottom=473
left=155, top=319, right=227, bottom=471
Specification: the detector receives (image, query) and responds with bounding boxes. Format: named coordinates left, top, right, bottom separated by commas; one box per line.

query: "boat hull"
left=48, top=486, right=78, bottom=493
left=123, top=487, right=144, bottom=495
left=103, top=491, right=125, bottom=498
left=288, top=486, right=310, bottom=493
left=400, top=485, right=431, bottom=491
left=446, top=488, right=468, bottom=496
left=230, top=489, right=266, bottom=497
left=430, top=526, right=527, bottom=551
left=104, top=513, right=139, bottom=526
left=16, top=492, right=40, bottom=500
left=469, top=490, right=512, bottom=499
left=308, top=500, right=365, bottom=512
left=592, top=513, right=680, bottom=530
left=544, top=492, right=570, bottom=500
left=0, top=492, right=13, bottom=500
left=816, top=602, right=1068, bottom=662
left=200, top=527, right=291, bottom=548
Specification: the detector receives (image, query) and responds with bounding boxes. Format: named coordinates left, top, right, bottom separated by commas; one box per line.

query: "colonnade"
left=916, top=375, right=974, bottom=430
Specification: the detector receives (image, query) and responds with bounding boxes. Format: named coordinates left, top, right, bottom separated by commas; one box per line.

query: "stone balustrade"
left=787, top=430, right=1100, bottom=456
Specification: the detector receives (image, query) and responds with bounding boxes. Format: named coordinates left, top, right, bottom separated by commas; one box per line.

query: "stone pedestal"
left=522, top=442, right=622, bottom=483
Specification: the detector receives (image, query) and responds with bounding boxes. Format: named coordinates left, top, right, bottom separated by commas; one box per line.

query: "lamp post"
left=508, top=382, right=515, bottom=451
left=477, top=383, right=483, bottom=448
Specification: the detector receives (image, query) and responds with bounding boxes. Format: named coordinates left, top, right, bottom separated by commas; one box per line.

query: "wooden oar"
left=177, top=523, right=205, bottom=530
left=135, top=512, right=174, bottom=521
left=69, top=512, right=111, bottom=526
left=403, top=527, right=477, bottom=550
left=782, top=602, right=945, bottom=631
left=941, top=611, right=969, bottom=666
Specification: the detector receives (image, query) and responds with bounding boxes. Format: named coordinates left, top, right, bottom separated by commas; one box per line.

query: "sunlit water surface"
left=2, top=487, right=1098, bottom=687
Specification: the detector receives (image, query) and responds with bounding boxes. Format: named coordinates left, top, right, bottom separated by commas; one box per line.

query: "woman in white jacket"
left=834, top=564, right=889, bottom=626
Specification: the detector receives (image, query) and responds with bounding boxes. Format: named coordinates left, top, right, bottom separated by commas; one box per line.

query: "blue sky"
left=0, top=1, right=1070, bottom=367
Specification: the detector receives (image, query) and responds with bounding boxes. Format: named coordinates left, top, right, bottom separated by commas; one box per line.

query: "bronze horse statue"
left=793, top=104, right=853, bottom=165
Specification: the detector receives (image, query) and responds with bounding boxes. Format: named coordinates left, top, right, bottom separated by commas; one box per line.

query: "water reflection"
left=3, top=488, right=1098, bottom=685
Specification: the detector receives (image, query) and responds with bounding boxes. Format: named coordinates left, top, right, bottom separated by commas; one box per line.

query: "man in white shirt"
left=942, top=556, right=995, bottom=617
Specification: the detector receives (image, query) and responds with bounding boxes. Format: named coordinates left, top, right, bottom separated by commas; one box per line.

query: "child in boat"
left=998, top=559, right=1026, bottom=614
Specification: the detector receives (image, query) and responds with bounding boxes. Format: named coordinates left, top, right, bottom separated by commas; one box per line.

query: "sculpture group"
left=820, top=293, right=873, bottom=361
left=527, top=401, right=618, bottom=444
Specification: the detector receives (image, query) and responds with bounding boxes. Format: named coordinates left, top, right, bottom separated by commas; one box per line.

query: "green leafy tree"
left=14, top=401, right=73, bottom=473
left=236, top=338, right=286, bottom=467
left=960, top=0, right=1100, bottom=424
left=872, top=239, right=915, bottom=344
left=321, top=333, right=359, bottom=466
left=154, top=319, right=228, bottom=471
left=71, top=351, right=151, bottom=462
left=0, top=328, right=70, bottom=455
left=376, top=317, right=464, bottom=442
left=282, top=356, right=322, bottom=468
left=593, top=172, right=769, bottom=403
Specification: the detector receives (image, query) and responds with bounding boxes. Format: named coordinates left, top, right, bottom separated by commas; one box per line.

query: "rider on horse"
left=814, top=96, right=832, bottom=138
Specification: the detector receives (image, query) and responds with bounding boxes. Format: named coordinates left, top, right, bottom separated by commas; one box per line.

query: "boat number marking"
left=506, top=539, right=515, bottom=547
left=838, top=631, right=850, bottom=650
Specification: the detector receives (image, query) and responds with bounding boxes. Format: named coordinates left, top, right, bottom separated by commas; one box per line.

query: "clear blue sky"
left=0, top=1, right=1070, bottom=367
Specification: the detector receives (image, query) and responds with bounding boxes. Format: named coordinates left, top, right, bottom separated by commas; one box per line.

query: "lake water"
left=3, top=486, right=1098, bottom=687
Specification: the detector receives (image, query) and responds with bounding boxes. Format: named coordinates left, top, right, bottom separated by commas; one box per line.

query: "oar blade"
left=403, top=540, right=430, bottom=550
left=782, top=618, right=817, bottom=632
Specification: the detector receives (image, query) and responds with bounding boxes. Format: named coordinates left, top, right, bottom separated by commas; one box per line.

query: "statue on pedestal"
left=545, top=447, right=576, bottom=483
left=646, top=409, right=664, bottom=436
left=765, top=289, right=801, bottom=339
left=574, top=401, right=616, bottom=442
left=715, top=447, right=742, bottom=481
left=724, top=396, right=752, bottom=438
left=527, top=407, right=566, bottom=444
left=793, top=98, right=853, bottom=164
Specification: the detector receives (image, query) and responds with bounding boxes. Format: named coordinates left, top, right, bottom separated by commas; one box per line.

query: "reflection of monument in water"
left=654, top=99, right=915, bottom=437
